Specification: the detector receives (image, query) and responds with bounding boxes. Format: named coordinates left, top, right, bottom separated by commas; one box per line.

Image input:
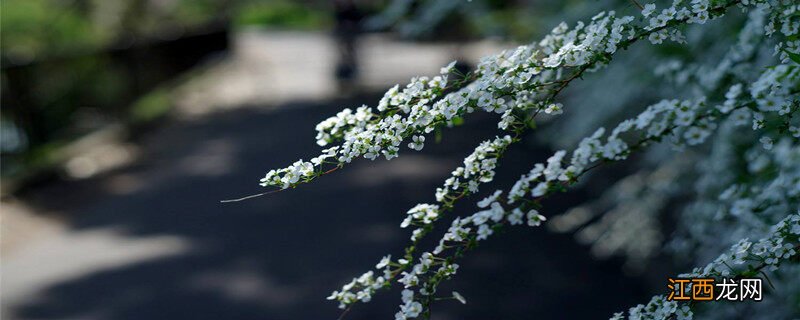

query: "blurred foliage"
left=1, top=0, right=331, bottom=62
left=0, top=0, right=335, bottom=186
left=233, top=0, right=331, bottom=29
left=480, top=8, right=540, bottom=40
left=129, top=88, right=171, bottom=124
left=1, top=0, right=111, bottom=62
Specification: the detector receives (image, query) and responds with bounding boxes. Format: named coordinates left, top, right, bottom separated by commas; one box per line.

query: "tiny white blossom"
left=476, top=224, right=493, bottom=240
left=527, top=210, right=547, bottom=227
left=377, top=255, right=392, bottom=269
left=508, top=208, right=525, bottom=225
left=408, top=135, right=426, bottom=151
left=544, top=103, right=564, bottom=115
left=760, top=136, right=773, bottom=150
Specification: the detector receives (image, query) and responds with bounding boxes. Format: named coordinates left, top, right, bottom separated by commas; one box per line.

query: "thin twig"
left=220, top=167, right=341, bottom=203
left=220, top=189, right=285, bottom=203
left=337, top=305, right=354, bottom=320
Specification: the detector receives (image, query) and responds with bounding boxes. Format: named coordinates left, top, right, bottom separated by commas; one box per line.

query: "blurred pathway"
left=173, top=30, right=505, bottom=118
left=2, top=31, right=659, bottom=320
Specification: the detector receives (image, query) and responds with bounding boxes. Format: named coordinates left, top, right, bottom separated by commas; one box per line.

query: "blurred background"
left=1, top=0, right=680, bottom=319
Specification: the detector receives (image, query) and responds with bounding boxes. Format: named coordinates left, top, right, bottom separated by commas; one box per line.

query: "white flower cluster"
left=262, top=0, right=735, bottom=191
left=435, top=135, right=513, bottom=202
left=674, top=133, right=800, bottom=264
left=545, top=1, right=796, bottom=271
left=431, top=190, right=547, bottom=254
left=607, top=50, right=798, bottom=320
left=669, top=62, right=799, bottom=260
left=696, top=213, right=800, bottom=274
left=539, top=13, right=635, bottom=68
left=724, top=141, right=800, bottom=219
left=642, top=0, right=716, bottom=45
left=327, top=271, right=386, bottom=309
left=654, top=7, right=775, bottom=91
left=393, top=255, right=460, bottom=319
left=750, top=64, right=799, bottom=115
left=258, top=146, right=341, bottom=188
left=388, top=93, right=772, bottom=319
left=658, top=0, right=797, bottom=91
left=326, top=255, right=393, bottom=309
left=613, top=212, right=800, bottom=320
left=314, top=106, right=375, bottom=147
left=770, top=2, right=800, bottom=64
left=326, top=136, right=517, bottom=309
left=612, top=297, right=693, bottom=320
left=261, top=64, right=455, bottom=188
left=507, top=98, right=721, bottom=206
left=401, top=204, right=440, bottom=228
left=397, top=289, right=422, bottom=319
left=407, top=74, right=798, bottom=316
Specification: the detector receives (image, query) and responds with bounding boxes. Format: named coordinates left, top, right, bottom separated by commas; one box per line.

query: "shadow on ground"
left=9, top=94, right=662, bottom=320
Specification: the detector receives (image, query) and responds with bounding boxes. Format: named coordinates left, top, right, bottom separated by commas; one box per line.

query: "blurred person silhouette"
left=333, top=0, right=364, bottom=94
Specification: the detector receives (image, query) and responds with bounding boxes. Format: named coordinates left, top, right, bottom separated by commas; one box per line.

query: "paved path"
left=172, top=30, right=505, bottom=118
left=2, top=31, right=662, bottom=320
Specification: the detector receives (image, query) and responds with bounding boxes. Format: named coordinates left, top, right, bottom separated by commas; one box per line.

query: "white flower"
left=402, top=301, right=423, bottom=318
left=398, top=271, right=419, bottom=288
left=531, top=182, right=548, bottom=197
left=527, top=210, right=547, bottom=227
left=487, top=202, right=505, bottom=222
left=730, top=108, right=750, bottom=126
left=440, top=61, right=457, bottom=75
left=508, top=208, right=524, bottom=225
left=642, top=4, right=657, bottom=17
left=684, top=126, right=710, bottom=145
left=471, top=210, right=490, bottom=226
left=401, top=289, right=414, bottom=303
left=477, top=92, right=494, bottom=109
left=411, top=228, right=423, bottom=241
left=376, top=255, right=392, bottom=269
left=476, top=224, right=493, bottom=240
left=544, top=103, right=564, bottom=115
left=760, top=136, right=773, bottom=150
left=477, top=190, right=503, bottom=208
left=648, top=30, right=668, bottom=44
left=420, top=252, right=434, bottom=268
left=408, top=135, right=425, bottom=151
left=789, top=126, right=800, bottom=138
left=752, top=112, right=765, bottom=129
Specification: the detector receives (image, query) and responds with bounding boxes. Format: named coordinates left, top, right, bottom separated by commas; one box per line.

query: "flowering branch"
left=237, top=0, right=800, bottom=318
left=385, top=93, right=796, bottom=319
left=257, top=0, right=746, bottom=193
left=611, top=213, right=800, bottom=319
left=321, top=0, right=800, bottom=315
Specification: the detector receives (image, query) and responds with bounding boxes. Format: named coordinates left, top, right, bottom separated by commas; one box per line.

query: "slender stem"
left=220, top=189, right=285, bottom=203
left=221, top=167, right=341, bottom=203
left=337, top=305, right=354, bottom=320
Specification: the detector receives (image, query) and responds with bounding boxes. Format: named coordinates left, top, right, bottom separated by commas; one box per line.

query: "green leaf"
left=785, top=50, right=800, bottom=65
left=452, top=116, right=464, bottom=126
